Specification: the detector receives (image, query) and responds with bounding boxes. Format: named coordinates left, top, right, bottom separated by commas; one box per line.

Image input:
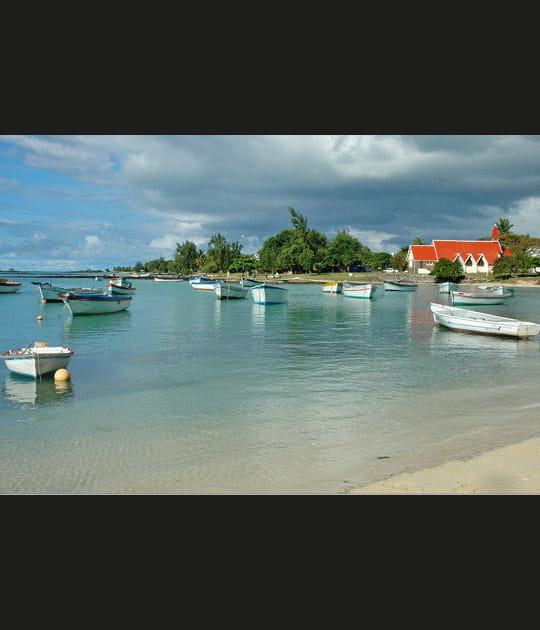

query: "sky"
left=1, top=134, right=540, bottom=271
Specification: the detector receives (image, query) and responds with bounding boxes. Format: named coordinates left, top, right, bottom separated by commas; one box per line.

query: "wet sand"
left=350, top=436, right=540, bottom=494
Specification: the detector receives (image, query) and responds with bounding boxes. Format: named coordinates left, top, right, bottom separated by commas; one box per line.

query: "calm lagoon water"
left=1, top=277, right=540, bottom=494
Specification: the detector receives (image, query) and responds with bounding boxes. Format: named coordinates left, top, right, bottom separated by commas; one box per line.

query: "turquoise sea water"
left=1, top=277, right=540, bottom=494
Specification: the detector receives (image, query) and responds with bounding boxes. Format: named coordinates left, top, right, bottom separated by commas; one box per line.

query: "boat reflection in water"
left=2, top=374, right=74, bottom=407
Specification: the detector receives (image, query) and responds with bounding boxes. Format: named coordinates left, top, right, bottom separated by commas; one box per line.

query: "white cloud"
left=507, top=197, right=540, bottom=236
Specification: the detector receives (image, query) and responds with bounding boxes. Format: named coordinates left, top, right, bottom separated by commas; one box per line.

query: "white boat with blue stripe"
left=61, top=292, right=132, bottom=315
left=250, top=283, right=288, bottom=304
left=430, top=303, right=540, bottom=339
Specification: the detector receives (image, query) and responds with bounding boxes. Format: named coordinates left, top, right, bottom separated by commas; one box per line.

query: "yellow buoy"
left=54, top=368, right=71, bottom=381
left=37, top=315, right=43, bottom=321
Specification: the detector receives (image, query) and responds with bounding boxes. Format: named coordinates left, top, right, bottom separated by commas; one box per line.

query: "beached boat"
left=342, top=282, right=377, bottom=299
left=190, top=278, right=221, bottom=291
left=0, top=279, right=22, bottom=293
left=450, top=289, right=513, bottom=306
left=251, top=283, right=288, bottom=304
left=438, top=281, right=459, bottom=294
left=430, top=303, right=540, bottom=339
left=32, top=281, right=104, bottom=302
left=107, top=277, right=137, bottom=295
left=383, top=279, right=418, bottom=291
left=61, top=292, right=132, bottom=315
left=240, top=277, right=260, bottom=288
left=215, top=283, right=248, bottom=300
left=2, top=341, right=74, bottom=378
left=322, top=281, right=342, bottom=294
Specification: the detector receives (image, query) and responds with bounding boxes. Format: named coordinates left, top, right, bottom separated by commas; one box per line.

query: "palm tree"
left=497, top=218, right=514, bottom=234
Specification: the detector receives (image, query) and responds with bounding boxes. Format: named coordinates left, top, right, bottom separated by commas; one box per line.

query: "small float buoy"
left=54, top=368, right=71, bottom=381
left=37, top=315, right=43, bottom=321
left=41, top=299, right=46, bottom=304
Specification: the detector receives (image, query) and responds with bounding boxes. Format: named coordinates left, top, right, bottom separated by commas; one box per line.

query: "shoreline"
left=350, top=436, right=540, bottom=494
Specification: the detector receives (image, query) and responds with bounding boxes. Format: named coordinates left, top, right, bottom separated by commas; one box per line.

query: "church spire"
left=491, top=224, right=499, bottom=239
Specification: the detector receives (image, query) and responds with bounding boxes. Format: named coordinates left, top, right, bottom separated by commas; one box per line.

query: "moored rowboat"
left=450, top=290, right=512, bottom=306
left=0, top=279, right=22, bottom=293
left=342, top=282, right=377, bottom=299
left=2, top=341, right=74, bottom=378
left=383, top=279, right=418, bottom=291
left=251, top=283, right=288, bottom=304
left=438, top=281, right=459, bottom=294
left=430, top=302, right=540, bottom=339
left=240, top=277, right=259, bottom=288
left=322, top=281, right=342, bottom=294
left=107, top=277, right=137, bottom=295
left=215, top=283, right=248, bottom=300
left=61, top=293, right=132, bottom=315
left=32, top=281, right=104, bottom=302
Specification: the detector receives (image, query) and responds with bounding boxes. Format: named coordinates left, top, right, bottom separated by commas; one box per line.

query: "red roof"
left=410, top=239, right=507, bottom=264
left=409, top=245, right=437, bottom=261
left=503, top=247, right=512, bottom=256
left=491, top=224, right=499, bottom=239
left=433, top=240, right=503, bottom=264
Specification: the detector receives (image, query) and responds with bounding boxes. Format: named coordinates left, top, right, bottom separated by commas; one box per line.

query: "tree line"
left=120, top=208, right=399, bottom=275
left=115, top=211, right=540, bottom=278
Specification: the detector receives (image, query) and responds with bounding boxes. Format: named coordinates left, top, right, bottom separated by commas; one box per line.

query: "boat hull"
left=32, top=282, right=103, bottom=302
left=215, top=283, right=248, bottom=299
left=251, top=284, right=288, bottom=304
left=450, top=290, right=512, bottom=306
left=430, top=303, right=540, bottom=339
left=0, top=281, right=22, bottom=293
left=322, top=282, right=342, bottom=294
left=342, top=282, right=376, bottom=299
left=191, top=280, right=221, bottom=291
left=107, top=283, right=137, bottom=295
left=63, top=294, right=132, bottom=315
left=154, top=277, right=183, bottom=282
left=2, top=344, right=74, bottom=378
left=438, top=281, right=459, bottom=294
left=240, top=278, right=259, bottom=288
left=383, top=280, right=418, bottom=291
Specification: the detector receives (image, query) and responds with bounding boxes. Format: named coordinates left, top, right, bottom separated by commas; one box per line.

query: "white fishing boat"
left=153, top=276, right=183, bottom=282
left=477, top=284, right=515, bottom=295
left=450, top=289, right=512, bottom=306
left=215, top=283, right=248, bottom=300
left=240, top=277, right=260, bottom=288
left=190, top=278, right=221, bottom=291
left=322, top=281, right=342, bottom=294
left=383, top=279, right=418, bottom=291
left=0, top=279, right=22, bottom=293
left=32, top=281, right=104, bottom=302
left=251, top=283, right=288, bottom=304
left=2, top=341, right=74, bottom=378
left=430, top=303, right=540, bottom=339
left=342, top=282, right=377, bottom=299
left=438, top=281, right=459, bottom=294
left=61, top=292, right=132, bottom=315
left=107, top=277, right=137, bottom=295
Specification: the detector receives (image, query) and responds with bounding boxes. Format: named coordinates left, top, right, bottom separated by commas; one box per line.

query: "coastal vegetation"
left=113, top=212, right=540, bottom=279
left=116, top=208, right=404, bottom=275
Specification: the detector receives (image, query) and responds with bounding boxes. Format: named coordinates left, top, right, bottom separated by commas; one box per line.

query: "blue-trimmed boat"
left=250, top=283, right=288, bottom=304
left=61, top=292, right=132, bottom=315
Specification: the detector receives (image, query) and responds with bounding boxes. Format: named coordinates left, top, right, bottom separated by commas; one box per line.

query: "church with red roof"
left=406, top=224, right=512, bottom=275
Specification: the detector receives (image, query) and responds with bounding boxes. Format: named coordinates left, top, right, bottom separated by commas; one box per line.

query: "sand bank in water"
left=350, top=436, right=540, bottom=494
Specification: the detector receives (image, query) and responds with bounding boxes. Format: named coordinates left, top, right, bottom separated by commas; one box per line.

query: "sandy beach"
left=350, top=436, right=540, bottom=494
